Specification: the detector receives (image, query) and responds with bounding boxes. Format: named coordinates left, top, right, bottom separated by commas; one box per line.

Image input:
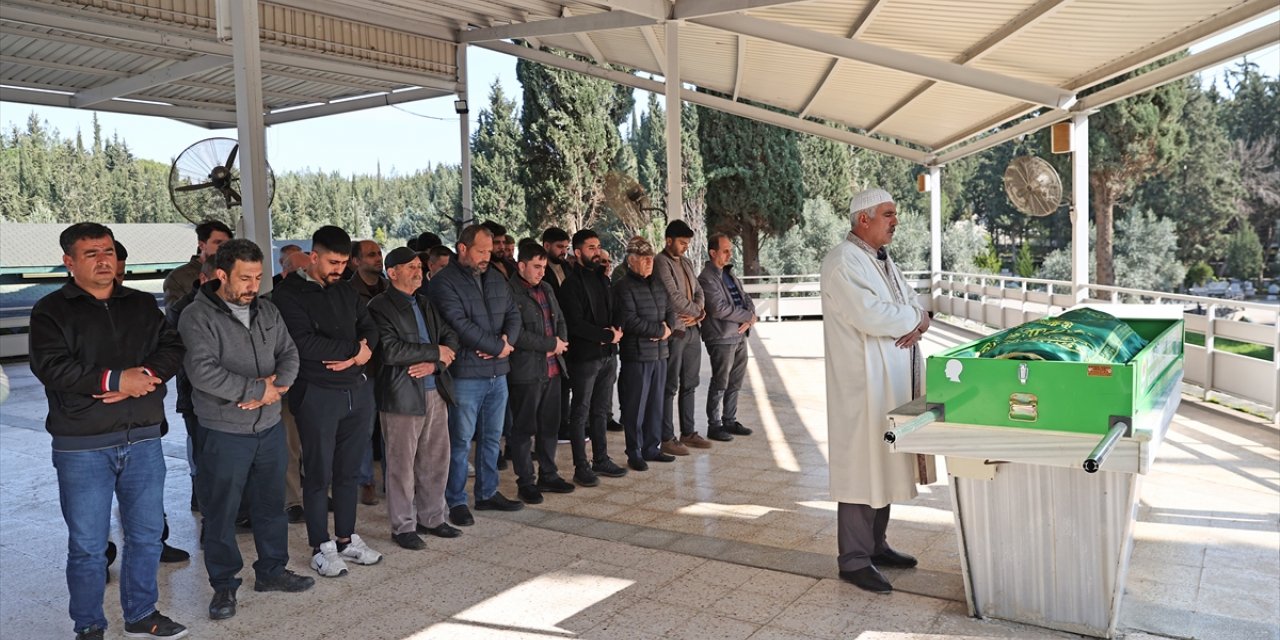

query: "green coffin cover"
left=971, top=308, right=1148, bottom=363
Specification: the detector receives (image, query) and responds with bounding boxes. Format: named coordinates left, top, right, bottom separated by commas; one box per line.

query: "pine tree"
left=472, top=80, right=527, bottom=235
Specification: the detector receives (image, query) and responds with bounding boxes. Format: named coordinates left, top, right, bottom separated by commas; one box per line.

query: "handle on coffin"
left=884, top=410, right=941, bottom=444
left=1083, top=421, right=1128, bottom=473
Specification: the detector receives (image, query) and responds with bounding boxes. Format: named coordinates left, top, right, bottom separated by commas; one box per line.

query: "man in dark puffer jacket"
left=611, top=236, right=678, bottom=472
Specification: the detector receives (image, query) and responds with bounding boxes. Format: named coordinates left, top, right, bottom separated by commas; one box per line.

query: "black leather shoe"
left=839, top=566, right=892, bottom=593
left=209, top=588, right=237, bottom=620
left=160, top=542, right=190, bottom=563
left=607, top=417, right=624, bottom=432
left=474, top=491, right=524, bottom=512
left=592, top=459, right=628, bottom=477
left=627, top=458, right=649, bottom=472
left=706, top=429, right=734, bottom=442
left=286, top=505, right=304, bottom=523
left=392, top=531, right=426, bottom=550
left=235, top=516, right=252, bottom=532
left=255, top=569, right=315, bottom=592
left=646, top=453, right=676, bottom=463
left=449, top=505, right=475, bottom=527
left=417, top=522, right=462, bottom=538
left=573, top=467, right=600, bottom=487
left=517, top=485, right=544, bottom=505
left=724, top=421, right=753, bottom=436
left=871, top=547, right=918, bottom=568
left=538, top=475, right=576, bottom=493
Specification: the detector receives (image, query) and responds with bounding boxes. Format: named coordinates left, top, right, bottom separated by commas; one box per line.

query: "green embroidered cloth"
left=972, top=308, right=1148, bottom=363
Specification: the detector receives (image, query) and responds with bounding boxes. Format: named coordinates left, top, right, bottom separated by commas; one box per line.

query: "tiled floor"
left=1, top=320, right=1277, bottom=640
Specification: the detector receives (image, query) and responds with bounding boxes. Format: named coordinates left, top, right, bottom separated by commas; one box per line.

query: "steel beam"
left=230, top=0, right=273, bottom=278
left=732, top=34, right=745, bottom=101
left=459, top=10, right=656, bottom=43
left=458, top=44, right=474, bottom=230
left=643, top=25, right=666, bottom=74
left=0, top=85, right=237, bottom=124
left=929, top=166, right=942, bottom=297
left=798, top=0, right=884, bottom=118
left=694, top=13, right=1076, bottom=108
left=1070, top=113, right=1089, bottom=302
left=673, top=0, right=814, bottom=20
left=263, top=88, right=450, bottom=125
left=581, top=0, right=671, bottom=21
left=71, top=54, right=228, bottom=107
left=665, top=21, right=682, bottom=220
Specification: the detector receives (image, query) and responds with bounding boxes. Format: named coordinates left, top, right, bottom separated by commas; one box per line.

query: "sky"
left=2, top=13, right=1277, bottom=177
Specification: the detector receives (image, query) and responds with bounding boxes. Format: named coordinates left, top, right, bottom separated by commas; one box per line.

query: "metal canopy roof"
left=1, top=0, right=1276, bottom=163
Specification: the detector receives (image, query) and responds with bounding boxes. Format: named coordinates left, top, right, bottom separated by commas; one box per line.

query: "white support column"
left=458, top=43, right=474, bottom=232
left=929, top=165, right=942, bottom=307
left=229, top=0, right=273, bottom=289
left=665, top=21, right=682, bottom=221
left=1070, top=112, right=1090, bottom=303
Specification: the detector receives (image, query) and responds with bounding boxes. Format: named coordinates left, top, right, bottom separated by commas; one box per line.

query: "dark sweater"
left=271, top=271, right=378, bottom=389
left=560, top=263, right=616, bottom=362
left=612, top=270, right=677, bottom=362
left=29, top=282, right=184, bottom=447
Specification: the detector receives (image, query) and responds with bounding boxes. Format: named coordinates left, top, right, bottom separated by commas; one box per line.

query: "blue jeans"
left=446, top=376, right=508, bottom=507
left=53, top=438, right=166, bottom=634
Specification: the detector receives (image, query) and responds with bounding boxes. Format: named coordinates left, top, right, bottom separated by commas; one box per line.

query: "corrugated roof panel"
left=859, top=0, right=1035, bottom=61
left=677, top=23, right=740, bottom=95
left=804, top=61, right=936, bottom=133
left=739, top=39, right=841, bottom=113
left=593, top=27, right=663, bottom=73
left=877, top=82, right=1027, bottom=148
left=748, top=0, right=865, bottom=38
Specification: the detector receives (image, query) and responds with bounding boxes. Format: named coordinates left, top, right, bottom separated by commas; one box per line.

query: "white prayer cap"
left=848, top=187, right=894, bottom=223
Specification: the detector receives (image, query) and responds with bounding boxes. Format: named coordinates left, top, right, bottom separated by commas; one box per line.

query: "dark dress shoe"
left=724, top=421, right=753, bottom=436
left=839, top=566, right=892, bottom=593
left=417, top=522, right=462, bottom=538
left=871, top=547, right=918, bottom=568
left=449, top=505, right=475, bottom=527
left=255, top=569, right=315, bottom=592
left=474, top=491, right=524, bottom=512
left=607, top=417, right=624, bottom=432
left=627, top=458, right=649, bottom=472
left=706, top=429, right=735, bottom=442
left=286, top=505, right=305, bottom=523
left=592, top=459, right=628, bottom=477
left=573, top=467, right=600, bottom=487
left=392, top=532, right=426, bottom=550
left=646, top=453, right=676, bottom=463
left=160, top=543, right=190, bottom=563
left=235, top=516, right=252, bottom=532
left=209, top=588, right=237, bottom=620
left=538, top=476, right=576, bottom=493
left=517, top=485, right=544, bottom=505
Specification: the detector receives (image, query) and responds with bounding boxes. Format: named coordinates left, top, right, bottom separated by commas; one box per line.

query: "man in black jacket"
left=427, top=224, right=524, bottom=526
left=368, top=247, right=462, bottom=550
left=507, top=242, right=573, bottom=505
left=272, top=225, right=384, bottom=578
left=559, top=229, right=628, bottom=485
left=30, top=222, right=188, bottom=640
left=612, top=236, right=678, bottom=472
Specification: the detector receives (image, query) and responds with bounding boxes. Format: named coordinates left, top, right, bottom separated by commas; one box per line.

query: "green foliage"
left=517, top=47, right=634, bottom=233
left=696, top=95, right=804, bottom=275
left=1224, top=224, right=1264, bottom=282
left=1014, top=242, right=1036, bottom=278
left=1185, top=261, right=1214, bottom=288
left=798, top=130, right=852, bottom=209
left=889, top=208, right=930, bottom=273
left=756, top=199, right=845, bottom=275
left=1037, top=210, right=1184, bottom=293
left=975, top=237, right=1002, bottom=273
left=472, top=80, right=527, bottom=235
left=943, top=218, right=995, bottom=274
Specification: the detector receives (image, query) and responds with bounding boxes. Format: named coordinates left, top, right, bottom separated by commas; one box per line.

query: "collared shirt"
left=397, top=288, right=436, bottom=391
left=522, top=278, right=562, bottom=378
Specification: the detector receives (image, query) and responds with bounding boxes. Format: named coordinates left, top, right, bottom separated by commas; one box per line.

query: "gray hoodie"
left=178, top=282, right=299, bottom=434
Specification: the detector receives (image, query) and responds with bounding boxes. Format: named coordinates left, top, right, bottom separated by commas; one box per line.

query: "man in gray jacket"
left=179, top=239, right=315, bottom=622
left=653, top=220, right=710, bottom=455
left=698, top=234, right=757, bottom=441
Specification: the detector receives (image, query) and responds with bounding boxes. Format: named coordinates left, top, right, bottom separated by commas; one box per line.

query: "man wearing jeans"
left=427, top=224, right=523, bottom=526
left=273, top=225, right=384, bottom=578
left=698, top=234, right=758, bottom=441
left=180, top=239, right=315, bottom=621
left=30, top=222, right=188, bottom=640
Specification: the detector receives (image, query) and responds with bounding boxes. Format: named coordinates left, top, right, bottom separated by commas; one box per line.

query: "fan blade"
left=225, top=144, right=239, bottom=169
left=174, top=182, right=215, bottom=192
left=228, top=187, right=242, bottom=205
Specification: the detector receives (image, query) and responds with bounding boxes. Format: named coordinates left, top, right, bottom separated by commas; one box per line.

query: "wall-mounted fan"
left=168, top=137, right=274, bottom=227
left=1003, top=156, right=1063, bottom=217
left=602, top=170, right=663, bottom=234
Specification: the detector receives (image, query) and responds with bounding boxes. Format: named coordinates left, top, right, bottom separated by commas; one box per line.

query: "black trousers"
left=837, top=502, right=891, bottom=572
left=509, top=376, right=563, bottom=487
left=292, top=378, right=376, bottom=549
left=198, top=423, right=289, bottom=590
left=567, top=354, right=617, bottom=468
left=662, top=327, right=701, bottom=440
left=619, top=360, right=666, bottom=461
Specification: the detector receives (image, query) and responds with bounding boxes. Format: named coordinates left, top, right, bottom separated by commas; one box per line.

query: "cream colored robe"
left=820, top=235, right=923, bottom=508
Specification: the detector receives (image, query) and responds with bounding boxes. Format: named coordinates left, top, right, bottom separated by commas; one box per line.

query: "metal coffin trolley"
left=885, top=305, right=1184, bottom=638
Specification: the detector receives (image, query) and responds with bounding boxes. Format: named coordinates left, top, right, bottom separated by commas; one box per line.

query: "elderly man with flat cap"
left=820, top=187, right=930, bottom=594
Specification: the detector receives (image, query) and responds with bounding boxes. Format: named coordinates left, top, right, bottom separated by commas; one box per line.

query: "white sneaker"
left=311, top=540, right=349, bottom=577
left=338, top=534, right=382, bottom=565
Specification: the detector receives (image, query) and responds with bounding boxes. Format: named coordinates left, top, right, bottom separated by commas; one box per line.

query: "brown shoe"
left=360, top=483, right=379, bottom=506
left=681, top=433, right=712, bottom=449
left=661, top=439, right=690, bottom=456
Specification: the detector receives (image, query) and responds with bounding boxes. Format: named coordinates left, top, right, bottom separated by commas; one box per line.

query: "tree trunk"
left=742, top=221, right=761, bottom=276
left=1093, top=184, right=1116, bottom=287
